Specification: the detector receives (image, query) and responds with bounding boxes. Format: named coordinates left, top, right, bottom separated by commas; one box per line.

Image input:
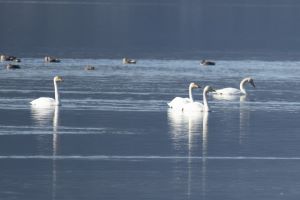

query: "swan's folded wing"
left=30, top=97, right=56, bottom=106
left=168, top=97, right=191, bottom=109
left=214, top=87, right=241, bottom=95
left=182, top=102, right=204, bottom=112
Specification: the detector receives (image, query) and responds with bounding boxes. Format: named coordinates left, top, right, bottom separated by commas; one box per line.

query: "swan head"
left=189, top=82, right=200, bottom=89
left=54, top=76, right=63, bottom=82
left=245, top=77, right=255, bottom=88
left=204, top=85, right=216, bottom=93
left=249, top=78, right=256, bottom=88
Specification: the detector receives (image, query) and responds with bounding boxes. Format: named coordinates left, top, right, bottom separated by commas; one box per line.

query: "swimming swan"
left=214, top=77, right=255, bottom=95
left=168, top=82, right=200, bottom=110
left=182, top=86, right=215, bottom=112
left=30, top=76, right=63, bottom=107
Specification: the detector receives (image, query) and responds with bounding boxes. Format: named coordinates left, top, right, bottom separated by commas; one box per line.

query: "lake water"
left=1, top=58, right=300, bottom=199
left=2, top=0, right=300, bottom=59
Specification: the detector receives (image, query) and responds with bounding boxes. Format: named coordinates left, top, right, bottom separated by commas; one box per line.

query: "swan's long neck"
left=189, top=85, right=194, bottom=102
left=240, top=79, right=248, bottom=94
left=203, top=89, right=210, bottom=111
left=54, top=80, right=60, bottom=105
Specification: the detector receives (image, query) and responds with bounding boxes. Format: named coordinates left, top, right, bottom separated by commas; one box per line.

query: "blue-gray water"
left=2, top=0, right=300, bottom=59
left=1, top=58, right=300, bottom=199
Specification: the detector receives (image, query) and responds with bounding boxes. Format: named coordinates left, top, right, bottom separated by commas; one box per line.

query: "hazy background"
left=0, top=0, right=300, bottom=59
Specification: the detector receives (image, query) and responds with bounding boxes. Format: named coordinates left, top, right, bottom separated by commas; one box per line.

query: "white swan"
left=168, top=82, right=200, bottom=110
left=30, top=76, right=63, bottom=107
left=212, top=94, right=246, bottom=101
left=182, top=86, right=215, bottom=112
left=214, top=77, right=255, bottom=96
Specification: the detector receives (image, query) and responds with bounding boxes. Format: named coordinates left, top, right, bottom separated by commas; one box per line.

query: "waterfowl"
left=182, top=86, right=215, bottom=112
left=200, top=60, right=215, bottom=66
left=30, top=76, right=63, bottom=107
left=1, top=54, right=21, bottom=62
left=168, top=82, right=200, bottom=110
left=85, top=65, right=95, bottom=70
left=122, top=57, right=136, bottom=64
left=44, top=56, right=61, bottom=63
left=214, top=77, right=256, bottom=96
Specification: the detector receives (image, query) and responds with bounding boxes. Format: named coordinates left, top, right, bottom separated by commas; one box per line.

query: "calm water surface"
left=1, top=59, right=300, bottom=199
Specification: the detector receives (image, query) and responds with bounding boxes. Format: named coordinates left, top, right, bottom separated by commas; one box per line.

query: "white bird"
left=182, top=86, right=215, bottom=112
left=168, top=82, right=200, bottom=110
left=30, top=76, right=63, bottom=107
left=213, top=77, right=255, bottom=96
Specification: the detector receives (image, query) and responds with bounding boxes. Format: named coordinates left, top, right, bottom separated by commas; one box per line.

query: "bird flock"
left=1, top=55, right=256, bottom=112
left=31, top=76, right=255, bottom=111
left=168, top=77, right=255, bottom=113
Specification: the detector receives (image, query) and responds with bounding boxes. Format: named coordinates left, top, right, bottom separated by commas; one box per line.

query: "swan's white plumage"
left=213, top=77, right=255, bottom=96
left=30, top=76, right=63, bottom=107
left=30, top=97, right=57, bottom=107
left=182, top=85, right=215, bottom=112
left=182, top=101, right=204, bottom=112
left=168, top=97, right=191, bottom=109
left=168, top=82, right=199, bottom=110
left=214, top=87, right=241, bottom=95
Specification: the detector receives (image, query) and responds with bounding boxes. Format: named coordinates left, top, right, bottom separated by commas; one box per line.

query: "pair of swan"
left=30, top=76, right=63, bottom=107
left=168, top=83, right=215, bottom=112
left=168, top=77, right=256, bottom=112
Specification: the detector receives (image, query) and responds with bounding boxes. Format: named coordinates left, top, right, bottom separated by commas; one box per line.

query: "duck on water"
left=200, top=59, right=215, bottom=66
left=122, top=57, right=136, bottom=64
left=44, top=56, right=61, bottom=63
left=0, top=54, right=21, bottom=62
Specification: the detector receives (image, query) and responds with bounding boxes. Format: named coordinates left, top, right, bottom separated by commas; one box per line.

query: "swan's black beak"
left=250, top=81, right=256, bottom=88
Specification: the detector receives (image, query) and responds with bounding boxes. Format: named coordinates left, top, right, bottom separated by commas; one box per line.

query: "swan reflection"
left=167, top=109, right=209, bottom=199
left=30, top=105, right=59, bottom=148
left=212, top=94, right=250, bottom=144
left=167, top=109, right=209, bottom=154
left=168, top=109, right=204, bottom=150
left=31, top=106, right=56, bottom=126
left=31, top=105, right=59, bottom=200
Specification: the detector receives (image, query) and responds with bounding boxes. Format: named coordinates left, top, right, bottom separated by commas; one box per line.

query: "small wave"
left=0, top=0, right=176, bottom=7
left=0, top=125, right=135, bottom=135
left=1, top=155, right=300, bottom=160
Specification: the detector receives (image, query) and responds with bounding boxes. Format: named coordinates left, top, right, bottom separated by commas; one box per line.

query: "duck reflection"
left=167, top=109, right=209, bottom=199
left=31, top=106, right=60, bottom=200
